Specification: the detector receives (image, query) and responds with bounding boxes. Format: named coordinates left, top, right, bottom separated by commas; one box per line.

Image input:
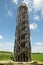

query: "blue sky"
left=0, top=0, right=43, bottom=53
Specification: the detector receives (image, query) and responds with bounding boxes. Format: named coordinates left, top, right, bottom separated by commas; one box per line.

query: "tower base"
left=0, top=60, right=37, bottom=65
left=13, top=61, right=37, bottom=65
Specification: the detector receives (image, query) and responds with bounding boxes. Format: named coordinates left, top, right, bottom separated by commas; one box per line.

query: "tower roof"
left=18, top=3, right=28, bottom=10
left=19, top=3, right=27, bottom=7
left=20, top=3, right=27, bottom=6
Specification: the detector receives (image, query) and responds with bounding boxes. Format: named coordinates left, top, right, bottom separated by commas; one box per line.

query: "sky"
left=0, top=0, right=43, bottom=53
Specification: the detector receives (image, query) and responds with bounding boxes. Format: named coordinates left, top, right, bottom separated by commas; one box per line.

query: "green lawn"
left=0, top=51, right=13, bottom=60
left=32, top=53, right=43, bottom=62
left=0, top=51, right=43, bottom=62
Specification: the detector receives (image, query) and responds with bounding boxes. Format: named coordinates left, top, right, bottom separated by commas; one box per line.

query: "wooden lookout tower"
left=14, top=3, right=31, bottom=62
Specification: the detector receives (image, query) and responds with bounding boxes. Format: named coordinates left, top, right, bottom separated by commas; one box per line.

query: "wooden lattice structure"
left=14, top=3, right=31, bottom=62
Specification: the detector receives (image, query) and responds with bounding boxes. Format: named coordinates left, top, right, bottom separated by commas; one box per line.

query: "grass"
left=0, top=51, right=13, bottom=60
left=32, top=53, right=43, bottom=62
left=0, top=51, right=43, bottom=62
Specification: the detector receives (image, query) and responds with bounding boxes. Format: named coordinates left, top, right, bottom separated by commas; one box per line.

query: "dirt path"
left=0, top=60, right=12, bottom=64
left=0, top=60, right=43, bottom=65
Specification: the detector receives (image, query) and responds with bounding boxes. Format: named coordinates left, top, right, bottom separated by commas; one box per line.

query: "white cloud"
left=33, top=0, right=43, bottom=12
left=12, top=0, right=18, bottom=5
left=8, top=9, right=13, bottom=16
left=33, top=15, right=40, bottom=21
left=35, top=42, right=42, bottom=46
left=41, top=11, right=43, bottom=15
left=32, top=42, right=43, bottom=53
left=23, top=0, right=43, bottom=14
left=29, top=8, right=32, bottom=13
left=41, top=11, right=43, bottom=18
left=0, top=35, right=3, bottom=40
left=23, top=0, right=32, bottom=6
left=23, top=0, right=30, bottom=5
left=4, top=4, right=13, bottom=17
left=0, top=42, right=14, bottom=52
left=30, top=23, right=38, bottom=30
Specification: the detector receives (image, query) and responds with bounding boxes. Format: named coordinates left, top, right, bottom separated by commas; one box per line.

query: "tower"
left=14, top=3, right=31, bottom=62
